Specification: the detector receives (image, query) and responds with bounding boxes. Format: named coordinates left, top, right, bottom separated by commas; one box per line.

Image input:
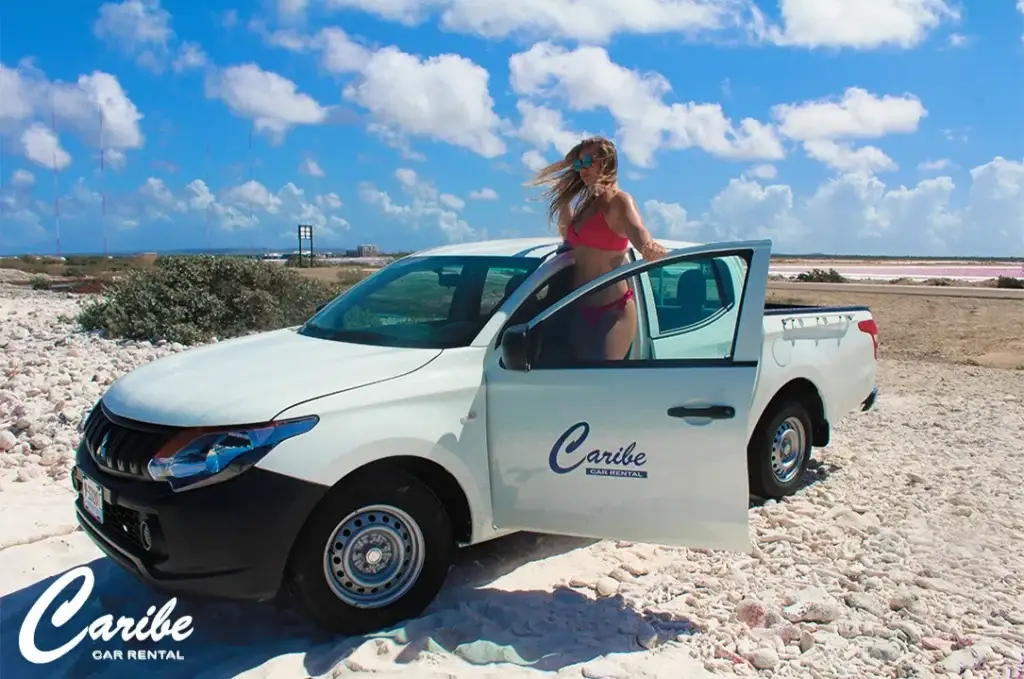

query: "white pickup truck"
left=71, top=237, right=879, bottom=635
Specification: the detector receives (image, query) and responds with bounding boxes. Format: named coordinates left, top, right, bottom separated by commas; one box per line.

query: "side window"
left=644, top=254, right=747, bottom=360
left=480, top=267, right=530, bottom=317
left=647, top=255, right=740, bottom=335
left=529, top=274, right=643, bottom=368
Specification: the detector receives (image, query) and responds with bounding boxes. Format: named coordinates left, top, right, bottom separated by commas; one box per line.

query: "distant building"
left=356, top=244, right=378, bottom=257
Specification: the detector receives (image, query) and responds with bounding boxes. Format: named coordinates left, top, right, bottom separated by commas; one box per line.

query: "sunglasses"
left=572, top=154, right=594, bottom=171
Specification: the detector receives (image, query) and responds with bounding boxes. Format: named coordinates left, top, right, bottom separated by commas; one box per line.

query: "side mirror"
left=500, top=323, right=533, bottom=372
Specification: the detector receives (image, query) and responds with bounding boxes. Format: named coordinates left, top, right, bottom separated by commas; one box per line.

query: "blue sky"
left=1, top=0, right=1022, bottom=256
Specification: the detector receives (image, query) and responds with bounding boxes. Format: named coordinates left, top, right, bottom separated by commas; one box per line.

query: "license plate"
left=82, top=475, right=104, bottom=525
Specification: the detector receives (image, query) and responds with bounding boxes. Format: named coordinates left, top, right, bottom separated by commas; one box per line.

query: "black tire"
left=747, top=401, right=813, bottom=499
left=285, top=470, right=454, bottom=635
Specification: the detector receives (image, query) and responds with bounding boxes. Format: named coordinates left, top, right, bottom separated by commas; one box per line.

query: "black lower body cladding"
left=72, top=440, right=327, bottom=602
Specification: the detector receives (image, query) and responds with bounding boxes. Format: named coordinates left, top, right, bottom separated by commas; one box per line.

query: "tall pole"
left=1, top=138, right=5, bottom=251
left=99, top=108, right=108, bottom=256
left=247, top=124, right=254, bottom=256
left=51, top=106, right=61, bottom=258
left=204, top=137, right=211, bottom=251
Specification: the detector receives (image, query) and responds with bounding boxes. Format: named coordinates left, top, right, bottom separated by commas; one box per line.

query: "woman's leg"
left=601, top=298, right=637, bottom=360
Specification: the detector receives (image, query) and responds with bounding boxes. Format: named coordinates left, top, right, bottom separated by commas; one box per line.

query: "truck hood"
left=101, top=328, right=441, bottom=427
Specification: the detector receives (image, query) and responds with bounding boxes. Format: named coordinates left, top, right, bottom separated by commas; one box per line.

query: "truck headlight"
left=148, top=416, right=318, bottom=492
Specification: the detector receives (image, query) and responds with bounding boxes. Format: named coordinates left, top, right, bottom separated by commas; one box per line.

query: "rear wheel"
left=747, top=401, right=813, bottom=499
left=285, top=470, right=454, bottom=635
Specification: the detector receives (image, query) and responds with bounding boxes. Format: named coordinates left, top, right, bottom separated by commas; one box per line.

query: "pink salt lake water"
left=769, top=263, right=1024, bottom=282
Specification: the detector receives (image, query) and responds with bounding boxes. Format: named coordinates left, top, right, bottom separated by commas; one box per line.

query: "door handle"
left=667, top=405, right=735, bottom=419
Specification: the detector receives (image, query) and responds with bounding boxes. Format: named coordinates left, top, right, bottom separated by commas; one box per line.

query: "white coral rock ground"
left=1, top=286, right=1023, bottom=679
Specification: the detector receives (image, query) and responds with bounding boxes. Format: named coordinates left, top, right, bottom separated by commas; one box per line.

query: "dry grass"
left=767, top=289, right=1024, bottom=370
left=294, top=266, right=377, bottom=286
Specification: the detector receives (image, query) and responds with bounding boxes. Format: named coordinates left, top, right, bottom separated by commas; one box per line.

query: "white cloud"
left=470, top=187, right=499, bottom=200
left=172, top=42, right=209, bottom=72
left=255, top=25, right=507, bottom=159
left=277, top=0, right=310, bottom=21
left=315, top=192, right=343, bottom=210
left=322, top=0, right=748, bottom=43
left=359, top=168, right=475, bottom=241
left=93, top=0, right=209, bottom=73
left=644, top=199, right=703, bottom=239
left=746, top=163, right=777, bottom=180
left=10, top=169, right=35, bottom=187
left=20, top=124, right=72, bottom=171
left=440, top=193, right=465, bottom=210
left=343, top=48, right=506, bottom=158
left=946, top=32, right=969, bottom=48
left=803, top=139, right=897, bottom=174
left=918, top=158, right=952, bottom=172
left=1018, top=0, right=1024, bottom=43
left=641, top=156, right=1024, bottom=255
left=299, top=157, right=326, bottom=177
left=138, top=176, right=186, bottom=221
left=509, top=42, right=784, bottom=167
left=320, top=0, right=959, bottom=50
left=515, top=100, right=587, bottom=156
left=150, top=178, right=350, bottom=236
left=0, top=61, right=146, bottom=171
left=93, top=0, right=174, bottom=71
left=771, top=87, right=927, bottom=142
left=205, top=64, right=327, bottom=141
left=759, top=0, right=960, bottom=49
left=769, top=87, right=925, bottom=174
left=521, top=150, right=548, bottom=172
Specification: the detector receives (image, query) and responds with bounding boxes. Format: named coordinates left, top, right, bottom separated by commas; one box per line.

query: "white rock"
left=748, top=647, right=780, bottom=669
left=782, top=587, right=844, bottom=624
left=594, top=577, right=620, bottom=597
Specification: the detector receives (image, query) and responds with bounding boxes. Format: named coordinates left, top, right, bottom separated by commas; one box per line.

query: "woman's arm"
left=608, top=191, right=667, bottom=261
left=557, top=206, right=571, bottom=238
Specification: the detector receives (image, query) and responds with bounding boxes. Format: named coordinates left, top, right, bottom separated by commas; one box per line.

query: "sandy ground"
left=2, top=286, right=1024, bottom=678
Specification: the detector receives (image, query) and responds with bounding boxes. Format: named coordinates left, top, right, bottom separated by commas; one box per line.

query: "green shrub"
left=76, top=255, right=344, bottom=345
left=795, top=268, right=848, bottom=283
left=29, top=274, right=50, bottom=290
left=996, top=276, right=1024, bottom=290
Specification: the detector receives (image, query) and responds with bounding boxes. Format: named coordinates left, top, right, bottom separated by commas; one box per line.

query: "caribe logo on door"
left=548, top=421, right=648, bottom=479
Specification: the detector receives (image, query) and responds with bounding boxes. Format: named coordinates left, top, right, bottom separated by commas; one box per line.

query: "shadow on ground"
left=0, top=532, right=697, bottom=678
left=749, top=456, right=837, bottom=508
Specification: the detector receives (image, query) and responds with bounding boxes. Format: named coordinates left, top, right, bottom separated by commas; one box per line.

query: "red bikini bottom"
left=579, top=289, right=635, bottom=325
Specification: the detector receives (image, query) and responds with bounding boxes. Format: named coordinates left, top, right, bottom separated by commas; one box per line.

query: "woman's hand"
left=608, top=191, right=667, bottom=261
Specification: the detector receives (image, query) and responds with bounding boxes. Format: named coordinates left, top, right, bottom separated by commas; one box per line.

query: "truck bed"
left=764, top=302, right=870, bottom=315
left=752, top=302, right=878, bottom=439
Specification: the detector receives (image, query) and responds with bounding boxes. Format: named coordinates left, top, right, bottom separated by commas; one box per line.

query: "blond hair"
left=526, top=136, right=619, bottom=227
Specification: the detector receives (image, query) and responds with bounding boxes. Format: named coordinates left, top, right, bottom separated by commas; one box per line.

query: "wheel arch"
left=751, top=378, right=828, bottom=448
left=338, top=456, right=473, bottom=545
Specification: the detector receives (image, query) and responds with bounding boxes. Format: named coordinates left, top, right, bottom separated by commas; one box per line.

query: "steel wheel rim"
left=770, top=416, right=806, bottom=484
left=323, top=504, right=426, bottom=609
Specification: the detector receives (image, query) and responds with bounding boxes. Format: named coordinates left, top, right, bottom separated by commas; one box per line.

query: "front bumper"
left=72, top=441, right=327, bottom=602
left=861, top=387, right=879, bottom=412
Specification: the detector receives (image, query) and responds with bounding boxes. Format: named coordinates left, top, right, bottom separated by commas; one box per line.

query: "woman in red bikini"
left=528, top=136, right=667, bottom=361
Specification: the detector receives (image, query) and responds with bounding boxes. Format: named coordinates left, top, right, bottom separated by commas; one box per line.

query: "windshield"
left=299, top=255, right=542, bottom=349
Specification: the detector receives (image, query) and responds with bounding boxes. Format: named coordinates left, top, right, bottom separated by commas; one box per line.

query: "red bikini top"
left=565, top=210, right=629, bottom=252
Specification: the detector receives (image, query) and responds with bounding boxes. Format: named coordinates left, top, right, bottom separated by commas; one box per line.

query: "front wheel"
left=285, top=470, right=455, bottom=635
left=747, top=401, right=813, bottom=499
